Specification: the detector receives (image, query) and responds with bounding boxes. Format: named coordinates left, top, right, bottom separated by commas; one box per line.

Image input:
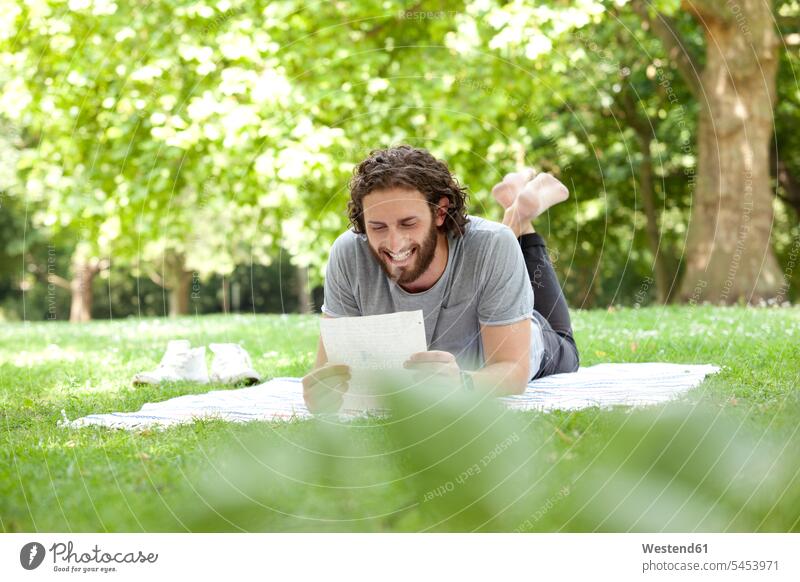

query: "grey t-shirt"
left=321, top=216, right=543, bottom=376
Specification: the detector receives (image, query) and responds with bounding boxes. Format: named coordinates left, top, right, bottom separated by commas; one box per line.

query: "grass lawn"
left=1, top=307, right=799, bottom=532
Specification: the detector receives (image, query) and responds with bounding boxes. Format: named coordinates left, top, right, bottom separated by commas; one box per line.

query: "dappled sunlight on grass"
left=6, top=344, right=84, bottom=367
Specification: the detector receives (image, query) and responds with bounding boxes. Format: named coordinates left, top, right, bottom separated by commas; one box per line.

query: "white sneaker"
left=209, top=343, right=261, bottom=385
left=132, top=340, right=209, bottom=386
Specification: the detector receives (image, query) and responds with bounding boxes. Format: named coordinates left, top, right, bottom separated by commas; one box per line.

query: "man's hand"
left=403, top=350, right=461, bottom=384
left=302, top=364, right=351, bottom=414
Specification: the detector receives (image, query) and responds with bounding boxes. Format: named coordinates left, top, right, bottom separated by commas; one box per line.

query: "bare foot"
left=502, top=173, right=569, bottom=237
left=491, top=168, right=536, bottom=209
left=516, top=173, right=569, bottom=221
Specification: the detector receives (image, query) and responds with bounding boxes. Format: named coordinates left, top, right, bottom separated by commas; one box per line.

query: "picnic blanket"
left=61, top=362, right=720, bottom=430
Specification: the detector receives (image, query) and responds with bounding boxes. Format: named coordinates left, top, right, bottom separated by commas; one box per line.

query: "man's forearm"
left=312, top=335, right=328, bottom=370
left=467, top=361, right=530, bottom=396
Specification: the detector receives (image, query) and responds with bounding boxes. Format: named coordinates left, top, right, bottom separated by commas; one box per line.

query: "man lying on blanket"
left=302, top=145, right=580, bottom=413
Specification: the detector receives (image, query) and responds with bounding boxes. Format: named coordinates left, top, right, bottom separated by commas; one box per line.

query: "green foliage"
left=0, top=0, right=797, bottom=309
left=1, top=252, right=308, bottom=321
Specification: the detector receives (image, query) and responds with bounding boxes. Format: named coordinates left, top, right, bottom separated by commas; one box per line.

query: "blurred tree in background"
left=0, top=0, right=798, bottom=321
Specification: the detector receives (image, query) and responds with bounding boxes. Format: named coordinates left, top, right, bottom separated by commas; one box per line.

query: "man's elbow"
left=508, top=376, right=528, bottom=396
left=504, top=362, right=531, bottom=396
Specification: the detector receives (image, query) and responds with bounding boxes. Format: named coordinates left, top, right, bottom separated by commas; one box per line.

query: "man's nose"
left=386, top=229, right=406, bottom=251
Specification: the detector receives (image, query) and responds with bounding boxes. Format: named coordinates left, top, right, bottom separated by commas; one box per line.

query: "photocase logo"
left=20, top=542, right=46, bottom=570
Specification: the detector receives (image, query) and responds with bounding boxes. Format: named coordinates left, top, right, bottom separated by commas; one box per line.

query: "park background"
left=2, top=0, right=800, bottom=534
left=1, top=0, right=799, bottom=320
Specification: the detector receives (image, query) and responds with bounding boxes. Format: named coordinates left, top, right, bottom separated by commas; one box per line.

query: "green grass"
left=1, top=307, right=799, bottom=532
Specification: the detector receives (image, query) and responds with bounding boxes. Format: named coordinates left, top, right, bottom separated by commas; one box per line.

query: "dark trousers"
left=518, top=233, right=580, bottom=378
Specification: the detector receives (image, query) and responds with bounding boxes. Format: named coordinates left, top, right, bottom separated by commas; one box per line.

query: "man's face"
left=361, top=188, right=446, bottom=286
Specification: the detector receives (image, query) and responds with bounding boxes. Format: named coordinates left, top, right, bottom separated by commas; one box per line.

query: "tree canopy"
left=1, top=0, right=798, bottom=320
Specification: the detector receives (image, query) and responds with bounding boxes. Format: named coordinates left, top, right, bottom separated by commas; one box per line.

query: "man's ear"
left=436, top=196, right=450, bottom=226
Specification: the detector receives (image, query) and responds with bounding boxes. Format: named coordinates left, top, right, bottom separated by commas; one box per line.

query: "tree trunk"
left=221, top=277, right=231, bottom=314
left=635, top=131, right=671, bottom=303
left=154, top=252, right=192, bottom=317
left=614, top=87, right=673, bottom=304
left=168, top=270, right=192, bottom=317
left=69, top=261, right=96, bottom=323
left=231, top=281, right=241, bottom=312
left=775, top=158, right=800, bottom=218
left=296, top=265, right=312, bottom=314
left=678, top=0, right=784, bottom=303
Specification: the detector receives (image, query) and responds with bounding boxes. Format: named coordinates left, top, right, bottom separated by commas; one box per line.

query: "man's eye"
left=402, top=222, right=417, bottom=228
left=370, top=225, right=386, bottom=231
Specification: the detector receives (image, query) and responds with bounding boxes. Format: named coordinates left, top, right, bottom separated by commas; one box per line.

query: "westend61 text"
left=642, top=543, right=708, bottom=554
left=49, top=542, right=159, bottom=564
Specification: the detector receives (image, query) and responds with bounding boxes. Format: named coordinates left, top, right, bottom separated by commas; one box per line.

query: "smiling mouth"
left=383, top=247, right=416, bottom=266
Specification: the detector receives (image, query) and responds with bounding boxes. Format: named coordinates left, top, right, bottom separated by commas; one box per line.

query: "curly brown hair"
left=347, top=145, right=470, bottom=238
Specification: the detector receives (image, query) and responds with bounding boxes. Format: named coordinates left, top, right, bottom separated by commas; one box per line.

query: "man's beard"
left=369, top=220, right=440, bottom=286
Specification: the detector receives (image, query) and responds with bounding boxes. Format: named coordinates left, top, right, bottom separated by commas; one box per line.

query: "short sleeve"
left=477, top=227, right=534, bottom=325
left=321, top=235, right=362, bottom=317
